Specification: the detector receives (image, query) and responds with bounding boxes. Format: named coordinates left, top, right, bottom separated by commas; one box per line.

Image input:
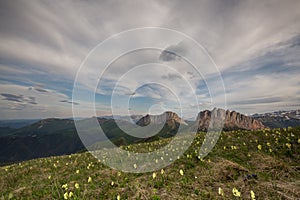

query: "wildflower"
left=161, top=169, right=164, bottom=174
left=88, top=176, right=92, bottom=183
left=64, top=192, right=68, bottom=199
left=75, top=183, right=79, bottom=189
left=223, top=146, right=226, bottom=150
left=68, top=192, right=74, bottom=198
left=48, top=175, right=51, bottom=180
left=257, top=144, right=262, bottom=150
left=117, top=194, right=121, bottom=200
left=111, top=181, right=115, bottom=186
left=286, top=143, right=291, bottom=149
left=117, top=172, right=121, bottom=176
left=179, top=169, right=184, bottom=176
left=62, top=183, right=68, bottom=190
left=298, top=138, right=300, bottom=144
left=269, top=149, right=272, bottom=153
left=133, top=164, right=137, bottom=169
left=152, top=172, right=156, bottom=179
left=53, top=163, right=57, bottom=168
left=218, top=187, right=224, bottom=196
left=76, top=170, right=79, bottom=174
left=267, top=142, right=270, bottom=147
left=250, top=190, right=255, bottom=200
left=232, top=187, right=241, bottom=197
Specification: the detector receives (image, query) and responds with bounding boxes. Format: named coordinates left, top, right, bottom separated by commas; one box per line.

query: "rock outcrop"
left=197, top=108, right=265, bottom=131
left=136, top=111, right=187, bottom=127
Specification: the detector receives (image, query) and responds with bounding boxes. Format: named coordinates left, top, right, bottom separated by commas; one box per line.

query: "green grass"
left=1, top=127, right=300, bottom=199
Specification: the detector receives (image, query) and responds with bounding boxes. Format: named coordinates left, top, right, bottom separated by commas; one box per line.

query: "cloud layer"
left=0, top=0, right=300, bottom=119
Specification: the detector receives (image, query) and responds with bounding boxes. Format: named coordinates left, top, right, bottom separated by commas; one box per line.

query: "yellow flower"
left=179, top=169, right=184, bottom=176
left=117, top=194, right=121, bottom=200
left=266, top=142, right=270, bottom=147
left=218, top=187, right=224, bottom=196
left=68, top=192, right=74, bottom=198
left=250, top=190, right=255, bottom=200
left=48, top=175, right=51, bottom=180
left=133, top=164, right=137, bottom=169
left=88, top=176, right=92, bottom=183
left=76, top=170, right=80, bottom=174
left=62, top=183, right=68, bottom=190
left=257, top=144, right=262, bottom=150
left=75, top=183, right=79, bottom=189
left=232, top=187, right=241, bottom=197
left=161, top=169, right=164, bottom=174
left=286, top=143, right=291, bottom=149
left=152, top=172, right=157, bottom=179
left=63, top=192, right=68, bottom=199
left=111, top=181, right=115, bottom=186
left=117, top=172, right=121, bottom=176
left=298, top=138, right=300, bottom=144
left=269, top=148, right=272, bottom=153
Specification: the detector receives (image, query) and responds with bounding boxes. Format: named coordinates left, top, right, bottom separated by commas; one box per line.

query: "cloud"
left=161, top=73, right=181, bottom=81
left=0, top=0, right=300, bottom=118
left=60, top=99, right=79, bottom=105
left=1, top=93, right=37, bottom=105
left=159, top=41, right=188, bottom=61
left=1, top=93, right=24, bottom=102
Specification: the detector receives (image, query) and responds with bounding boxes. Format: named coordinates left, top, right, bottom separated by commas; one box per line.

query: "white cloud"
left=0, top=0, right=300, bottom=118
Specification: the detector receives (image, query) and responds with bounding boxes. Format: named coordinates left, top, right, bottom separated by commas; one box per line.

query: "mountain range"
left=1, top=108, right=300, bottom=165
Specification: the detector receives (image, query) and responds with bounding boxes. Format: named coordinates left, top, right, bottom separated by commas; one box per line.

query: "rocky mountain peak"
left=197, top=108, right=265, bottom=131
left=136, top=111, right=187, bottom=127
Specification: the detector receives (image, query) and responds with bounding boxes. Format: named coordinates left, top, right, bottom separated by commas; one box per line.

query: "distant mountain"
left=197, top=108, right=265, bottom=131
left=0, top=119, right=40, bottom=129
left=6, top=118, right=76, bottom=137
left=252, top=110, right=300, bottom=128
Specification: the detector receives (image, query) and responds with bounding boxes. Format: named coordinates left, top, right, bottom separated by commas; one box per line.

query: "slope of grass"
left=0, top=127, right=299, bottom=199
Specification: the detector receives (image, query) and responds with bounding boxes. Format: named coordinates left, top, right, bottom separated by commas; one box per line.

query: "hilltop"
left=0, top=127, right=299, bottom=199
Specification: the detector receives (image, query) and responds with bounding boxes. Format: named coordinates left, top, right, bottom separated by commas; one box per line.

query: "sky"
left=0, top=0, right=300, bottom=120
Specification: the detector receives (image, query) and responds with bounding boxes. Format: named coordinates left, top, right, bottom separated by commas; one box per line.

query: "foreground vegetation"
left=1, top=127, right=300, bottom=199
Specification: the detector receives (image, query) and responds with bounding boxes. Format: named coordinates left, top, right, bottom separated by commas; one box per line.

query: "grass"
left=0, top=127, right=299, bottom=199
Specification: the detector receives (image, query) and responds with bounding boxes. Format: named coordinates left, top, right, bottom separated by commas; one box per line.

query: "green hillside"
left=1, top=127, right=299, bottom=199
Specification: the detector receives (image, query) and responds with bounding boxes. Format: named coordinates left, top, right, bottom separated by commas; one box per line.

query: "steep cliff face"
left=136, top=111, right=187, bottom=127
left=197, top=108, right=265, bottom=131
